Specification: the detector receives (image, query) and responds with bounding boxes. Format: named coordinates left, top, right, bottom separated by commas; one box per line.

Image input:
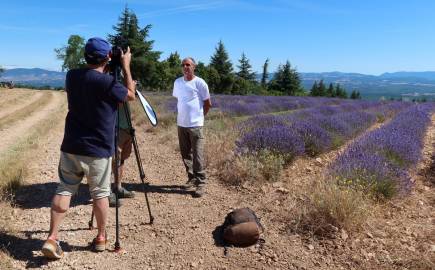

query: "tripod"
left=88, top=65, right=154, bottom=252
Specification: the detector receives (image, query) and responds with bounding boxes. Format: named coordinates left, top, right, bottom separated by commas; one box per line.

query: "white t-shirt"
left=172, top=76, right=210, bottom=127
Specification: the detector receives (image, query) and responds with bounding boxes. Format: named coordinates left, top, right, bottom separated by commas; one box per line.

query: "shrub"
left=289, top=181, right=371, bottom=236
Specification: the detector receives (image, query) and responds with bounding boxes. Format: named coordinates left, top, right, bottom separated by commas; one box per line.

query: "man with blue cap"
left=42, top=37, right=136, bottom=258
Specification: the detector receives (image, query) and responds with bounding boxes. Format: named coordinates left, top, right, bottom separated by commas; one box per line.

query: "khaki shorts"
left=56, top=152, right=111, bottom=199
left=117, top=128, right=132, bottom=161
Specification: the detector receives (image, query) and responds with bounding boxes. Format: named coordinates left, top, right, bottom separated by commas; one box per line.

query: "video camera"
left=109, top=36, right=129, bottom=72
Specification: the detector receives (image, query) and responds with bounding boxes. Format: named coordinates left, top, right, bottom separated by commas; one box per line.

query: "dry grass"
left=203, top=115, right=285, bottom=185
left=0, top=96, right=66, bottom=198
left=0, top=92, right=52, bottom=130
left=0, top=91, right=27, bottom=108
left=289, top=179, right=372, bottom=237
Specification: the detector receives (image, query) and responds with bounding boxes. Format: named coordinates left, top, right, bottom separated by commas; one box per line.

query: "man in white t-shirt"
left=172, top=57, right=212, bottom=197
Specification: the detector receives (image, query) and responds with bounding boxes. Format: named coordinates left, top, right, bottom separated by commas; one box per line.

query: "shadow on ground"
left=14, top=181, right=194, bottom=210
left=123, top=183, right=194, bottom=196
left=212, top=225, right=225, bottom=247
left=0, top=232, right=88, bottom=269
left=14, top=183, right=91, bottom=209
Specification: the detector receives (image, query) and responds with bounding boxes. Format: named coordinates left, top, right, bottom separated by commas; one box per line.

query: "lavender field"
left=158, top=94, right=434, bottom=199
left=329, top=102, right=435, bottom=198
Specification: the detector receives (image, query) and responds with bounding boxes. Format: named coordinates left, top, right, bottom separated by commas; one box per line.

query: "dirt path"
left=0, top=91, right=64, bottom=155
left=0, top=90, right=44, bottom=120
left=1, top=92, right=434, bottom=269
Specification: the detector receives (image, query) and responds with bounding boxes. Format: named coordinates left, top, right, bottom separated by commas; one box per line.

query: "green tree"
left=310, top=81, right=319, bottom=96
left=335, top=84, right=348, bottom=98
left=268, top=61, right=302, bottom=95
left=350, top=90, right=361, bottom=99
left=158, top=52, right=183, bottom=90
left=0, top=66, right=4, bottom=77
left=167, top=51, right=182, bottom=70
left=317, top=80, right=326, bottom=97
left=261, top=58, right=269, bottom=88
left=209, top=40, right=234, bottom=93
left=195, top=61, right=209, bottom=81
left=109, top=6, right=162, bottom=90
left=236, top=52, right=256, bottom=82
left=54, top=35, right=86, bottom=71
left=326, top=83, right=335, bottom=97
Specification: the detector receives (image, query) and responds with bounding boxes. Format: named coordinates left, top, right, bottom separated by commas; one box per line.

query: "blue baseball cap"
left=85, top=37, right=111, bottom=59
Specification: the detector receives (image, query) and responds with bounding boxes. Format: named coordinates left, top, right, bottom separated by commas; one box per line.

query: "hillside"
left=2, top=68, right=435, bottom=99
left=300, top=72, right=435, bottom=100
left=1, top=68, right=65, bottom=88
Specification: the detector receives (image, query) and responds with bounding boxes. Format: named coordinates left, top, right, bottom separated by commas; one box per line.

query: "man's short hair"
left=84, top=37, right=111, bottom=65
left=182, top=57, right=196, bottom=66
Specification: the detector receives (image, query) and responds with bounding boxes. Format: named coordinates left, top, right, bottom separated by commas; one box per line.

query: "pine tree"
left=167, top=51, right=181, bottom=69
left=209, top=40, right=234, bottom=93
left=236, top=52, right=256, bottom=82
left=317, top=80, right=326, bottom=97
left=195, top=61, right=208, bottom=81
left=327, top=83, right=335, bottom=97
left=350, top=90, right=357, bottom=99
left=108, top=6, right=162, bottom=90
left=351, top=90, right=361, bottom=99
left=335, top=84, right=348, bottom=98
left=334, top=84, right=341, bottom=97
left=261, top=58, right=269, bottom=88
left=158, top=51, right=183, bottom=90
left=310, top=81, right=319, bottom=96
left=210, top=40, right=233, bottom=75
left=268, top=61, right=302, bottom=95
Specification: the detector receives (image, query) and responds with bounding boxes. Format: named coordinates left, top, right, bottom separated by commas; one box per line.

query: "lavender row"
left=329, top=103, right=435, bottom=198
left=165, top=94, right=389, bottom=116
left=236, top=101, right=410, bottom=160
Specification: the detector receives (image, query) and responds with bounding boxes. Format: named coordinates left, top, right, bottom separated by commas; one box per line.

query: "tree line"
left=309, top=80, right=361, bottom=99
left=55, top=6, right=360, bottom=99
left=55, top=7, right=304, bottom=96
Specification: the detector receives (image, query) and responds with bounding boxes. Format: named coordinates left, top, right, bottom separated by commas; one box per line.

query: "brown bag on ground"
left=222, top=208, right=264, bottom=247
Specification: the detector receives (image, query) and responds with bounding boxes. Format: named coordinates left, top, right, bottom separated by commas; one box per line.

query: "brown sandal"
left=91, top=237, right=107, bottom=252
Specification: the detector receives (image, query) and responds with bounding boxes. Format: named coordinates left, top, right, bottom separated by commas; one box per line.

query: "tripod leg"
left=142, top=182, right=154, bottom=224
left=123, top=102, right=154, bottom=224
left=88, top=210, right=94, bottom=230
left=114, top=103, right=122, bottom=252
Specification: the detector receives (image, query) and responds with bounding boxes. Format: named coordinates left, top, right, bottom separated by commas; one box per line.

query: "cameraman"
left=42, top=37, right=135, bottom=259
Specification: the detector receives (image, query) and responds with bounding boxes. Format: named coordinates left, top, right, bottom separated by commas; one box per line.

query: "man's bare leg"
left=47, top=194, right=71, bottom=240
left=93, top=197, right=109, bottom=239
left=115, top=163, right=124, bottom=190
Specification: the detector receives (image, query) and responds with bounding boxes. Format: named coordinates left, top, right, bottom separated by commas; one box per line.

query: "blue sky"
left=1, top=0, right=434, bottom=75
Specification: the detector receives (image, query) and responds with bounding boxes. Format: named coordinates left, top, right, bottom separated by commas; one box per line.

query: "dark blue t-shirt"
left=61, top=68, right=128, bottom=158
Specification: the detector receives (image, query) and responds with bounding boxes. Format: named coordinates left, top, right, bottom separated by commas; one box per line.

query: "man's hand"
left=121, top=47, right=135, bottom=101
left=203, top=99, right=211, bottom=116
left=121, top=47, right=132, bottom=69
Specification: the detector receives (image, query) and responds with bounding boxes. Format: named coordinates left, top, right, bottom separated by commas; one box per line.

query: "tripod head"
left=108, top=36, right=129, bottom=79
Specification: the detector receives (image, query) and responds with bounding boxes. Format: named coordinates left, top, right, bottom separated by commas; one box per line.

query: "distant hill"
left=1, top=68, right=65, bottom=87
left=298, top=71, right=435, bottom=99
left=2, top=68, right=435, bottom=99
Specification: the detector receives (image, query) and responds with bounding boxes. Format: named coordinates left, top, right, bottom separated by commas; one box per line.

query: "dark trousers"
left=177, top=126, right=206, bottom=185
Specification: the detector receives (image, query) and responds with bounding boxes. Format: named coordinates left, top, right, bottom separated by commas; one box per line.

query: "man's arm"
left=121, top=47, right=136, bottom=101
left=203, top=98, right=211, bottom=116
